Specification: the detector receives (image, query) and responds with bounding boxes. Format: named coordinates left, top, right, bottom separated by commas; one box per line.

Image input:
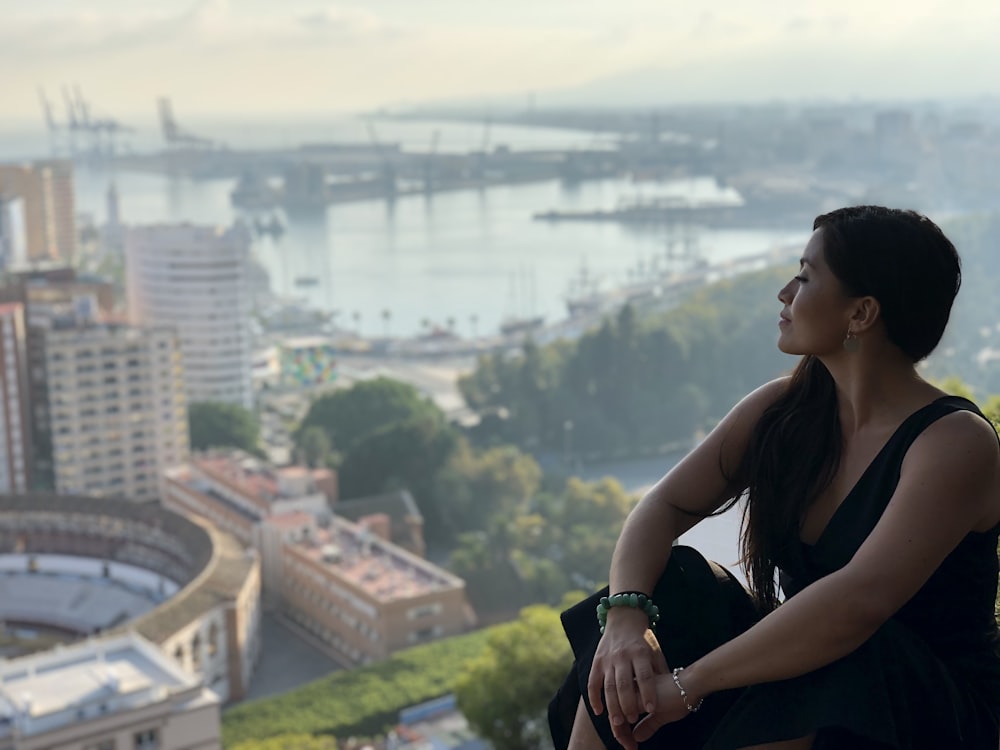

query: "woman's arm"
left=630, top=409, right=1000, bottom=744
left=587, top=378, right=789, bottom=728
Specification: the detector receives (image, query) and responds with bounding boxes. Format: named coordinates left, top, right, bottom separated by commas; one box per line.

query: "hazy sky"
left=2, top=0, right=1000, bottom=121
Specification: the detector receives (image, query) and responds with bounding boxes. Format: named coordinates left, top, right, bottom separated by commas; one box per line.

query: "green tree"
left=230, top=734, right=338, bottom=750
left=338, top=415, right=460, bottom=545
left=458, top=268, right=794, bottom=460
left=434, top=440, right=543, bottom=532
left=298, top=425, right=333, bottom=468
left=189, top=401, right=261, bottom=453
left=296, top=377, right=443, bottom=455
left=937, top=375, right=977, bottom=401
left=455, top=605, right=573, bottom=750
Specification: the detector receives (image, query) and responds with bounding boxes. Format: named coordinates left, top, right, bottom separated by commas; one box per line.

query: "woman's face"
left=777, top=228, right=856, bottom=356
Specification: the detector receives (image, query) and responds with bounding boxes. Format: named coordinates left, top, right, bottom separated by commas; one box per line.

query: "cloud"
left=297, top=6, right=386, bottom=35
left=0, top=1, right=396, bottom=60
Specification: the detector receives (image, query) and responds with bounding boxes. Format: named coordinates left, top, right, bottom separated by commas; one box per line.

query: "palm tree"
left=381, top=308, right=391, bottom=338
left=469, top=313, right=479, bottom=339
left=352, top=310, right=362, bottom=335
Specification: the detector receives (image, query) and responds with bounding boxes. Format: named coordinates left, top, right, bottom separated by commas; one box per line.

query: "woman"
left=550, top=206, right=1000, bottom=749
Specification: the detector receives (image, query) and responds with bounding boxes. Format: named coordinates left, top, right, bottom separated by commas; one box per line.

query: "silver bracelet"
left=671, top=667, right=704, bottom=713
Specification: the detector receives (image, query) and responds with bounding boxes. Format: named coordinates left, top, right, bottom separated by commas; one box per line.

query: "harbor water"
left=4, top=116, right=806, bottom=338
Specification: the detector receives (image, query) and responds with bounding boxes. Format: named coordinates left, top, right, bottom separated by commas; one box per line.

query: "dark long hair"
left=737, top=206, right=961, bottom=612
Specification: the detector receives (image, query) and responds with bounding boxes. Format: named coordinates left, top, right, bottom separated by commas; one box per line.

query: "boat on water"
left=294, top=276, right=320, bottom=287
left=254, top=214, right=286, bottom=238
left=231, top=172, right=281, bottom=210
left=499, top=315, right=545, bottom=336
left=564, top=259, right=606, bottom=317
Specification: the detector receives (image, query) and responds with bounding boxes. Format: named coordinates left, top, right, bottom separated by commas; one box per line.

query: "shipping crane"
left=158, top=97, right=214, bottom=149
left=364, top=119, right=397, bottom=201
left=422, top=129, right=440, bottom=193
left=41, top=84, right=131, bottom=157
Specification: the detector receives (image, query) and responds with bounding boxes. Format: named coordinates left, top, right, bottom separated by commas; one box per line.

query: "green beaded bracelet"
left=596, top=591, right=660, bottom=634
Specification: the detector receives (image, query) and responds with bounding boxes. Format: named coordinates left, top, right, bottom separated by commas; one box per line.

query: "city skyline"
left=2, top=0, right=1000, bottom=122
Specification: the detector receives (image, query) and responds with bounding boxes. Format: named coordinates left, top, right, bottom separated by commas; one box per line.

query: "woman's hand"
left=630, top=673, right=702, bottom=744
left=586, top=607, right=669, bottom=748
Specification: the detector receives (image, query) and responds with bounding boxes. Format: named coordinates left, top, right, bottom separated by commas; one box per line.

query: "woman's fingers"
left=586, top=658, right=606, bottom=716
left=632, top=658, right=659, bottom=715
left=603, top=666, right=627, bottom=726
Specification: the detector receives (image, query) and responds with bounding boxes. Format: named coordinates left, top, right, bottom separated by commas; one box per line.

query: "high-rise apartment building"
left=0, top=268, right=118, bottom=488
left=0, top=160, right=76, bottom=263
left=126, top=224, right=253, bottom=409
left=0, top=303, right=30, bottom=493
left=44, top=324, right=189, bottom=501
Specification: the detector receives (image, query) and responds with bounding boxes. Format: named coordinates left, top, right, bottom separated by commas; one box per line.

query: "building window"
left=134, top=729, right=159, bottom=750
left=84, top=740, right=116, bottom=750
left=191, top=633, right=202, bottom=669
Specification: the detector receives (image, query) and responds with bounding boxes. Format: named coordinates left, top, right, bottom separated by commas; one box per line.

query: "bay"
left=4, top=116, right=806, bottom=337
left=71, top=169, right=803, bottom=337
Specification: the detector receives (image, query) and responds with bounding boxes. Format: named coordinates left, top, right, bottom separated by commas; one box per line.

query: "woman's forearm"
left=608, top=492, right=685, bottom=596
left=680, top=567, right=884, bottom=698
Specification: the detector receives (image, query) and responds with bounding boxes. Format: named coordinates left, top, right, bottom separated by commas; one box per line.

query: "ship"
left=499, top=315, right=545, bottom=337
left=231, top=171, right=281, bottom=210
left=253, top=214, right=286, bottom=238
left=294, top=276, right=320, bottom=287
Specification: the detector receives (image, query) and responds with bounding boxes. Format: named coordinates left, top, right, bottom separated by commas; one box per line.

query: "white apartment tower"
left=126, top=223, right=253, bottom=409
left=44, top=324, right=189, bottom=501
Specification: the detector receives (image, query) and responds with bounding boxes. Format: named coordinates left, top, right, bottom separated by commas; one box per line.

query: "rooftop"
left=0, top=632, right=210, bottom=739
left=192, top=451, right=322, bottom=511
left=291, top=516, right=463, bottom=603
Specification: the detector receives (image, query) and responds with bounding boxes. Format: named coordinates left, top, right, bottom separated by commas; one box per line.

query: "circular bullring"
left=0, top=494, right=214, bottom=655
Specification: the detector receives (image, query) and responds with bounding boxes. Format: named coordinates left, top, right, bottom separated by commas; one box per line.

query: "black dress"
left=550, top=396, right=1000, bottom=749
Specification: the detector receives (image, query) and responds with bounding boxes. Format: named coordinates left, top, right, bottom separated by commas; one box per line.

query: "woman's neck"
left=819, top=349, right=939, bottom=435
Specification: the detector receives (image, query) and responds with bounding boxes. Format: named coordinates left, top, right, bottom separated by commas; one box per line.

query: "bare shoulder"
left=720, top=376, right=791, bottom=432
left=899, top=407, right=1000, bottom=525
left=674, top=376, right=791, bottom=498
left=909, top=407, right=1000, bottom=460
left=906, top=407, right=1000, bottom=478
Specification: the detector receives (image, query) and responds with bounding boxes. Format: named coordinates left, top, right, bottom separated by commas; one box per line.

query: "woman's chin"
left=776, top=338, right=803, bottom=356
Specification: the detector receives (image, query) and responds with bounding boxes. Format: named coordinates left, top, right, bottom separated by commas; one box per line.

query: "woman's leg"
left=567, top=697, right=606, bottom=750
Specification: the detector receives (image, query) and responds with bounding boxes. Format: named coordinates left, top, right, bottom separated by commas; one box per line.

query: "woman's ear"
left=851, top=296, right=881, bottom=333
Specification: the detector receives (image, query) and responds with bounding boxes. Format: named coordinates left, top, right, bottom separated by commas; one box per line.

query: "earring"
left=843, top=330, right=861, bottom=353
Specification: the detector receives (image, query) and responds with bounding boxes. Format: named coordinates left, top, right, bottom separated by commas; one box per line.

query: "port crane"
left=37, top=84, right=132, bottom=157
left=364, top=120, right=397, bottom=201
left=422, top=129, right=440, bottom=193
left=157, top=97, right=214, bottom=149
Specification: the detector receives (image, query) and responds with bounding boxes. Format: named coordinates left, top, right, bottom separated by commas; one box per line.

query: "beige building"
left=0, top=303, right=30, bottom=492
left=44, top=324, right=188, bottom=501
left=163, top=452, right=334, bottom=553
left=0, top=631, right=221, bottom=750
left=0, top=267, right=118, bottom=487
left=0, top=160, right=75, bottom=264
left=270, top=512, right=474, bottom=665
left=163, top=452, right=474, bottom=666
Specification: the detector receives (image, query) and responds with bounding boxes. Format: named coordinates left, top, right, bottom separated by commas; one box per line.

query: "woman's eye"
left=794, top=275, right=808, bottom=283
